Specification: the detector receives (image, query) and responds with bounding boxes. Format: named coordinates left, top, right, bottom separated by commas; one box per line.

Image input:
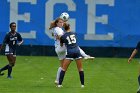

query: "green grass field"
left=0, top=56, right=139, bottom=93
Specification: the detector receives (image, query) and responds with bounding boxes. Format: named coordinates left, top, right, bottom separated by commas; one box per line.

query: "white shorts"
left=55, top=45, right=66, bottom=60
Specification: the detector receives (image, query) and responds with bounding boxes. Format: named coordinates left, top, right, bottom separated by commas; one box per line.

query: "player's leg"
left=55, top=59, right=64, bottom=84
left=0, top=64, right=8, bottom=76
left=0, top=45, right=10, bottom=76
left=7, top=54, right=15, bottom=78
left=0, top=56, right=10, bottom=76
left=0, top=54, right=16, bottom=76
left=78, top=47, right=95, bottom=60
left=55, top=46, right=66, bottom=84
left=76, top=58, right=84, bottom=87
left=58, top=59, right=71, bottom=87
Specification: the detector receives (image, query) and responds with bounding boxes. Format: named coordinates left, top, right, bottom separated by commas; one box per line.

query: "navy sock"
left=79, top=71, right=84, bottom=85
left=8, top=65, right=12, bottom=77
left=0, top=65, right=9, bottom=72
left=59, top=70, right=65, bottom=85
left=138, top=75, right=140, bottom=85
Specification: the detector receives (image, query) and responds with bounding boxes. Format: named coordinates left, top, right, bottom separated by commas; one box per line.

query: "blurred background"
left=0, top=0, right=140, bottom=57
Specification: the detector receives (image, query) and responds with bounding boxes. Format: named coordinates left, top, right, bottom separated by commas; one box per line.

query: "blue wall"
left=0, top=0, right=140, bottom=47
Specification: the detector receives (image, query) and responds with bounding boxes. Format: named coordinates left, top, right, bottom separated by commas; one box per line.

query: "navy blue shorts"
left=5, top=44, right=16, bottom=56
left=66, top=47, right=82, bottom=60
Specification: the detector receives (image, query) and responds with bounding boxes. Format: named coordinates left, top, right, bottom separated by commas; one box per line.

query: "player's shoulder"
left=16, top=32, right=20, bottom=34
left=136, top=41, right=140, bottom=49
left=5, top=32, right=11, bottom=36
left=15, top=32, right=22, bottom=36
left=65, top=32, right=75, bottom=35
left=54, top=27, right=64, bottom=35
left=137, top=41, right=140, bottom=44
left=54, top=27, right=62, bottom=31
left=137, top=41, right=140, bottom=46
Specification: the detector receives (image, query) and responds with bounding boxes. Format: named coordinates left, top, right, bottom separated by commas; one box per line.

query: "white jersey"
left=52, top=27, right=66, bottom=60
left=52, top=27, right=64, bottom=47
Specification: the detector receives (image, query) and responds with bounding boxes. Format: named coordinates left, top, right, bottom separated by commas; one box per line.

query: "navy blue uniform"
left=136, top=42, right=140, bottom=51
left=60, top=32, right=82, bottom=60
left=3, top=32, right=23, bottom=55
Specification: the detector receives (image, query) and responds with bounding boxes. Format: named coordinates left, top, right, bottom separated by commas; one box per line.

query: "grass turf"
left=0, top=56, right=139, bottom=93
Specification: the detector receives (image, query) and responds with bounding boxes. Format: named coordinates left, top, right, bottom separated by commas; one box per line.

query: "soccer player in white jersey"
left=49, top=18, right=94, bottom=84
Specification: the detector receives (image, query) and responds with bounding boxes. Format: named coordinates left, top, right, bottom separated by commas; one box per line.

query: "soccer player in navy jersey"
left=49, top=18, right=94, bottom=85
left=128, top=41, right=140, bottom=93
left=57, top=23, right=84, bottom=88
left=0, top=22, right=23, bottom=78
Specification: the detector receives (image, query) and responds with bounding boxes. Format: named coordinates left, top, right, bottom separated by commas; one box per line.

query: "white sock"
left=79, top=47, right=88, bottom=57
left=56, top=67, right=62, bottom=81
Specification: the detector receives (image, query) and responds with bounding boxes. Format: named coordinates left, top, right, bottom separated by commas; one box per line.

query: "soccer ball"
left=59, top=12, right=69, bottom=22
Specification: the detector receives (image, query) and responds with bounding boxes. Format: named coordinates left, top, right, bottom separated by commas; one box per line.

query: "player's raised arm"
left=128, top=42, right=140, bottom=64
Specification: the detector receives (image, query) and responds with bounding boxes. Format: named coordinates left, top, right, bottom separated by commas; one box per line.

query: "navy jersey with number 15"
left=60, top=32, right=82, bottom=59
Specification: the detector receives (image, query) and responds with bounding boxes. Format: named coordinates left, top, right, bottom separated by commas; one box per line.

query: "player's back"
left=61, top=32, right=77, bottom=48
left=61, top=32, right=81, bottom=58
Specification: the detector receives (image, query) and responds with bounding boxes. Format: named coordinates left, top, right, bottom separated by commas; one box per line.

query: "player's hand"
left=17, top=43, right=21, bottom=46
left=128, top=58, right=132, bottom=64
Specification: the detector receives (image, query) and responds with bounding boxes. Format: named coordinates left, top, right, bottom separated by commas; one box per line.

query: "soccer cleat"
left=0, top=73, right=4, bottom=76
left=84, top=55, right=95, bottom=60
left=81, top=85, right=84, bottom=88
left=54, top=80, right=59, bottom=85
left=137, top=90, right=140, bottom=93
left=56, top=85, right=63, bottom=88
left=7, top=76, right=12, bottom=79
left=0, top=71, right=4, bottom=76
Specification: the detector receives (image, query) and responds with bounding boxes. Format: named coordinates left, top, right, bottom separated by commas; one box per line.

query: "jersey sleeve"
left=136, top=42, right=140, bottom=50
left=3, top=34, right=9, bottom=44
left=17, top=33, right=23, bottom=41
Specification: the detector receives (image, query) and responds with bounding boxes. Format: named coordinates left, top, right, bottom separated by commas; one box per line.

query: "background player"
left=0, top=22, right=23, bottom=78
left=128, top=41, right=140, bottom=93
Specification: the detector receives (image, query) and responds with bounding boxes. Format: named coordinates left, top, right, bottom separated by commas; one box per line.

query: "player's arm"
left=128, top=42, right=140, bottom=64
left=128, top=49, right=138, bottom=64
left=0, top=43, right=5, bottom=51
left=60, top=36, right=64, bottom=47
left=56, top=35, right=62, bottom=40
left=0, top=34, right=8, bottom=51
left=17, top=33, right=24, bottom=46
left=18, top=40, right=23, bottom=46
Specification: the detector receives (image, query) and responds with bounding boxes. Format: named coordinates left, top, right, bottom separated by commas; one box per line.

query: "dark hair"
left=64, top=23, right=70, bottom=31
left=10, top=22, right=16, bottom=28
